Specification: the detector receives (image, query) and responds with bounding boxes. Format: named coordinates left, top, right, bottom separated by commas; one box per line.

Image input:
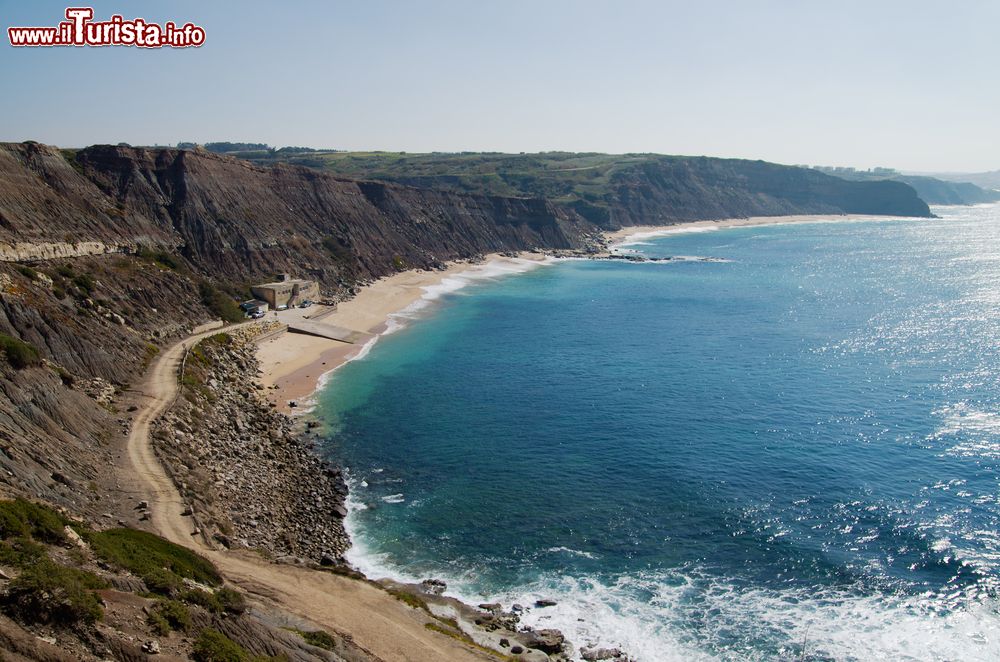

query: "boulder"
left=582, top=647, right=626, bottom=661
left=524, top=629, right=565, bottom=654
left=420, top=578, right=447, bottom=595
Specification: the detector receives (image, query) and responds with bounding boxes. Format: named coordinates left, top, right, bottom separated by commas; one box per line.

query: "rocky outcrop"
left=152, top=327, right=349, bottom=562
left=0, top=242, right=133, bottom=263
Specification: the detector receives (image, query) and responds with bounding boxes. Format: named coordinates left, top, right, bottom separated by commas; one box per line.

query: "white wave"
left=381, top=493, right=405, bottom=504
left=494, top=572, right=1000, bottom=662
left=613, top=226, right=719, bottom=248
left=545, top=546, right=598, bottom=560
left=311, top=332, right=381, bottom=396
left=338, top=514, right=1000, bottom=662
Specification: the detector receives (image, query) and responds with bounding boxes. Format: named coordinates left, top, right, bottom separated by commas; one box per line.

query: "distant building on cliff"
left=251, top=274, right=319, bottom=310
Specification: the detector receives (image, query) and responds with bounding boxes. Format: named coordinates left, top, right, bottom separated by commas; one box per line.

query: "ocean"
left=315, top=204, right=1000, bottom=661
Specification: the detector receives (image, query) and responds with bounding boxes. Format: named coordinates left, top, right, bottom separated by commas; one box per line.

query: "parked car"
left=276, top=304, right=288, bottom=311
left=250, top=310, right=265, bottom=319
left=299, top=300, right=313, bottom=308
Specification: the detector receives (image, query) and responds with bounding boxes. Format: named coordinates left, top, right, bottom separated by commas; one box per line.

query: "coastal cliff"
left=230, top=149, right=935, bottom=226
left=0, top=140, right=942, bottom=660
left=0, top=143, right=933, bottom=293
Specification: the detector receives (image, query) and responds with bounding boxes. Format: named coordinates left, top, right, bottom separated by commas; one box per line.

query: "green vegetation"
left=299, top=629, right=338, bottom=650
left=0, top=536, right=47, bottom=568
left=193, top=629, right=249, bottom=662
left=0, top=499, right=255, bottom=650
left=85, top=528, right=222, bottom=591
left=182, top=333, right=231, bottom=398
left=181, top=586, right=246, bottom=614
left=386, top=588, right=431, bottom=614
left=238, top=149, right=654, bottom=205
left=72, top=273, right=96, bottom=295
left=0, top=334, right=42, bottom=370
left=0, top=500, right=105, bottom=626
left=423, top=622, right=514, bottom=661
left=0, top=498, right=67, bottom=543
left=149, top=599, right=192, bottom=633
left=142, top=567, right=184, bottom=595
left=60, top=149, right=85, bottom=176
left=15, top=265, right=37, bottom=280
left=137, top=247, right=184, bottom=271
left=7, top=559, right=107, bottom=625
left=199, top=281, right=244, bottom=323
left=193, top=628, right=289, bottom=662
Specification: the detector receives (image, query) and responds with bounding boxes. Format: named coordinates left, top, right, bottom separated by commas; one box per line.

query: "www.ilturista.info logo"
left=8, top=7, right=205, bottom=48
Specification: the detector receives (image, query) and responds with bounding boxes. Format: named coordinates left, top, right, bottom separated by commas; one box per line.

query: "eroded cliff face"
left=69, top=144, right=595, bottom=287
left=0, top=256, right=236, bottom=515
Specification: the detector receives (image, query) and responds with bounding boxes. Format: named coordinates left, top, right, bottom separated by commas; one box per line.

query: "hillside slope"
left=228, top=149, right=934, bottom=225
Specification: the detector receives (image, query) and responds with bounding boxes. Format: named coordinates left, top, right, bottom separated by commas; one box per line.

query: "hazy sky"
left=2, top=0, right=998, bottom=172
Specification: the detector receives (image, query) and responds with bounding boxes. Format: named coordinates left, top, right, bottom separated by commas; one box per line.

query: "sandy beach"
left=256, top=213, right=905, bottom=411
left=603, top=213, right=887, bottom=246
left=256, top=253, right=550, bottom=411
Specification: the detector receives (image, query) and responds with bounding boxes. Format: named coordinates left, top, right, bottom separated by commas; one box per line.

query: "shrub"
left=198, top=282, right=244, bottom=323
left=72, top=273, right=95, bottom=295
left=6, top=559, right=107, bottom=625
left=85, top=528, right=222, bottom=587
left=142, top=567, right=184, bottom=596
left=15, top=265, right=37, bottom=280
left=192, top=629, right=249, bottom=662
left=192, top=629, right=289, bottom=662
left=60, top=149, right=85, bottom=176
left=183, top=586, right=247, bottom=615
left=0, top=334, right=42, bottom=370
left=216, top=587, right=247, bottom=614
left=154, top=599, right=192, bottom=632
left=0, top=499, right=67, bottom=543
left=137, top=247, right=182, bottom=271
left=182, top=587, right=222, bottom=612
left=386, top=588, right=430, bottom=613
left=0, top=537, right=47, bottom=568
left=299, top=629, right=338, bottom=651
left=148, top=610, right=171, bottom=636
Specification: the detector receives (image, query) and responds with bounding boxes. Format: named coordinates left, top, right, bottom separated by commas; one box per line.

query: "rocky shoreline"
left=151, top=324, right=350, bottom=564
left=149, top=322, right=634, bottom=660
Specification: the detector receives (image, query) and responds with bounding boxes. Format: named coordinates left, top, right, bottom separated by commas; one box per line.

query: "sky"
left=1, top=0, right=998, bottom=172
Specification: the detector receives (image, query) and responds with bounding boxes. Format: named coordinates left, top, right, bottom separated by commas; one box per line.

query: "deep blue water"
left=316, top=205, right=1000, bottom=661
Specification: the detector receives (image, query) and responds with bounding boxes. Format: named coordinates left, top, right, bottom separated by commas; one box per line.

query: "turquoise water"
left=316, top=205, right=1000, bottom=661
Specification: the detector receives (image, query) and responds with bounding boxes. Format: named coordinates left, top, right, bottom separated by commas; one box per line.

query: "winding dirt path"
left=124, top=325, right=492, bottom=662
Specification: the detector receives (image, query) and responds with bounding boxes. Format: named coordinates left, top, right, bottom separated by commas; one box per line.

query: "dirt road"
left=124, top=325, right=492, bottom=662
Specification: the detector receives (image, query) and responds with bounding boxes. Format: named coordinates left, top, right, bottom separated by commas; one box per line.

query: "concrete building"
left=251, top=274, right=320, bottom=310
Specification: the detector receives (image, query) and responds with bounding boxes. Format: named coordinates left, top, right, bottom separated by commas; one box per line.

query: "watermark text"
left=8, top=7, right=205, bottom=48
